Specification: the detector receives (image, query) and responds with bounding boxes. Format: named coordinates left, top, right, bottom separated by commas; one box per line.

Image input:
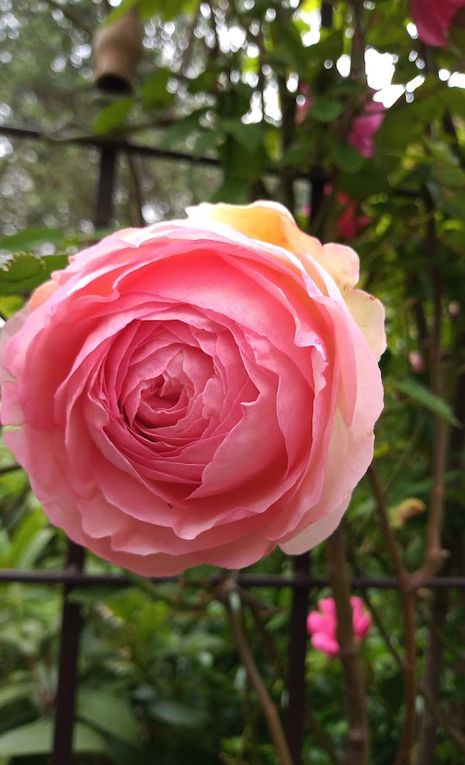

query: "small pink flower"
left=409, top=350, right=424, bottom=374
left=336, top=194, right=370, bottom=241
left=307, top=596, right=372, bottom=658
left=301, top=191, right=369, bottom=242
left=295, top=84, right=312, bottom=125
left=449, top=301, right=460, bottom=317
left=411, top=0, right=465, bottom=47
left=348, top=100, right=385, bottom=159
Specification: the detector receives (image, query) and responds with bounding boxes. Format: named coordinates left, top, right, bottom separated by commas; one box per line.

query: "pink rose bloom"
left=0, top=202, right=385, bottom=576
left=307, top=596, right=372, bottom=658
left=335, top=194, right=370, bottom=240
left=411, top=0, right=465, bottom=46
left=349, top=100, right=385, bottom=159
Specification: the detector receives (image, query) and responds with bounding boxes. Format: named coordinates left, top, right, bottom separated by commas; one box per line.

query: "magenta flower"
left=348, top=100, right=384, bottom=159
left=411, top=0, right=465, bottom=47
left=307, top=596, right=372, bottom=658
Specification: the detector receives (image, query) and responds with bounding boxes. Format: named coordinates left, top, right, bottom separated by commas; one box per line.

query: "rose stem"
left=221, top=579, right=294, bottom=765
left=326, top=525, right=369, bottom=765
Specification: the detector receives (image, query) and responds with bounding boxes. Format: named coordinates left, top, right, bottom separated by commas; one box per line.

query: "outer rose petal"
left=345, top=289, right=386, bottom=361
left=411, top=0, right=465, bottom=46
left=188, top=202, right=385, bottom=353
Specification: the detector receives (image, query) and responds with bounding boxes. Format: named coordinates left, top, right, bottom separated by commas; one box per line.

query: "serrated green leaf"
left=0, top=253, right=67, bottom=296
left=393, top=379, right=460, bottom=427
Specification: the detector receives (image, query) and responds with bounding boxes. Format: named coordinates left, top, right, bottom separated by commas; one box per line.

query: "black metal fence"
left=1, top=122, right=465, bottom=765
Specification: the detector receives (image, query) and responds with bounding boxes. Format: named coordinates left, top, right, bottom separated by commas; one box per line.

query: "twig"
left=367, top=465, right=417, bottom=765
left=416, top=587, right=448, bottom=765
left=219, top=578, right=293, bottom=765
left=0, top=464, right=22, bottom=476
left=326, top=526, right=369, bottom=765
left=126, top=155, right=146, bottom=226
left=178, top=1, right=201, bottom=76
left=412, top=191, right=449, bottom=587
left=45, top=0, right=93, bottom=35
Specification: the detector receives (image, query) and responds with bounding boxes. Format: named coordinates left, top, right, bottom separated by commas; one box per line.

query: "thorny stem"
left=220, top=579, right=294, bottom=765
left=326, top=526, right=369, bottom=765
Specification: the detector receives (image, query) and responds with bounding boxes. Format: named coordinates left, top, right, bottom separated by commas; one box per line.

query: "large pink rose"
left=411, top=0, right=465, bottom=46
left=0, top=202, right=385, bottom=576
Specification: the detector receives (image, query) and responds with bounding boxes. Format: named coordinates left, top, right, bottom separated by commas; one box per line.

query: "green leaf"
left=77, top=690, right=140, bottom=746
left=330, top=143, right=365, bottom=173
left=308, top=99, right=344, bottom=123
left=93, top=97, right=134, bottom=135
left=149, top=699, right=206, bottom=728
left=209, top=178, right=249, bottom=204
left=160, top=109, right=205, bottom=149
left=141, top=69, right=173, bottom=109
left=393, top=379, right=460, bottom=427
left=0, top=685, right=33, bottom=711
left=9, top=511, right=54, bottom=569
left=221, top=119, right=263, bottom=151
left=279, top=142, right=310, bottom=168
left=105, top=0, right=139, bottom=24
left=193, top=130, right=223, bottom=158
left=0, top=228, right=64, bottom=253
left=0, top=719, right=108, bottom=756
left=0, top=253, right=67, bottom=296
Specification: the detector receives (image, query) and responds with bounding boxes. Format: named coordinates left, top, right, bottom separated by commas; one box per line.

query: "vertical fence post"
left=286, top=553, right=311, bottom=765
left=50, top=542, right=85, bottom=765
left=50, top=142, right=118, bottom=764
left=95, top=145, right=118, bottom=229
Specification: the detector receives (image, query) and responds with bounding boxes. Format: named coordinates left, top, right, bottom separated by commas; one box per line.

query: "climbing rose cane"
left=307, top=596, right=372, bottom=658
left=0, top=202, right=385, bottom=576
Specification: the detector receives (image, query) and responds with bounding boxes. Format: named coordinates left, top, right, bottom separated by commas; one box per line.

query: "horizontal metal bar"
left=0, top=568, right=464, bottom=589
left=0, top=124, right=417, bottom=196
left=0, top=124, right=222, bottom=168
